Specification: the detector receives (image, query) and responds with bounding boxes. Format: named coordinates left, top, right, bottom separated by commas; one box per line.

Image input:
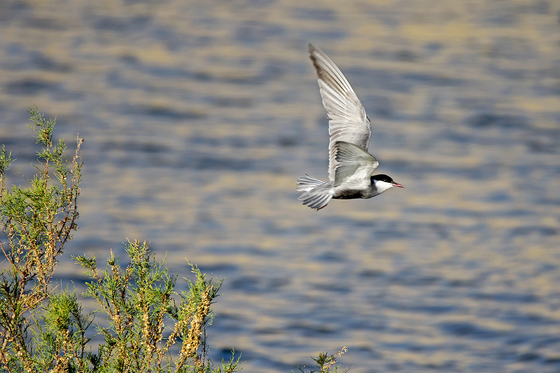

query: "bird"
left=297, top=44, right=403, bottom=210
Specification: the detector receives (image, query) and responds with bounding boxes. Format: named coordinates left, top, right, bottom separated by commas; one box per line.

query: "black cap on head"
left=371, top=174, right=395, bottom=183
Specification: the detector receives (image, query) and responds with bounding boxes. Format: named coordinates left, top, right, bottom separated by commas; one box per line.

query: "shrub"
left=0, top=109, right=241, bottom=373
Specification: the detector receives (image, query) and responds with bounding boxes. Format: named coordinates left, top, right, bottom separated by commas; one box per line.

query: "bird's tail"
left=296, top=174, right=332, bottom=210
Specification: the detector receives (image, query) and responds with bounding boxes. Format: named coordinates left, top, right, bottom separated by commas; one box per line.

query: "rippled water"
left=1, top=0, right=560, bottom=371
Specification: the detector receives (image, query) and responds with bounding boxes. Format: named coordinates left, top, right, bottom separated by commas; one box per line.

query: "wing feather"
left=308, top=44, right=372, bottom=183
left=333, top=141, right=378, bottom=187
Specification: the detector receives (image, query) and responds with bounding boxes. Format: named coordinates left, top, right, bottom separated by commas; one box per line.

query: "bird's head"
left=371, top=174, right=403, bottom=193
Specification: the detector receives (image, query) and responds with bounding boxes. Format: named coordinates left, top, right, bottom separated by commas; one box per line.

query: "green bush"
left=294, top=347, right=350, bottom=373
left=0, top=109, right=241, bottom=372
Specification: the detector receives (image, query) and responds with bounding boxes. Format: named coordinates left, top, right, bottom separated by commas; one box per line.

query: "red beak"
left=392, top=182, right=404, bottom=188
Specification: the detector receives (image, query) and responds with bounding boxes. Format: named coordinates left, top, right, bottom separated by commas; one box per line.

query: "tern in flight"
left=297, top=44, right=403, bottom=210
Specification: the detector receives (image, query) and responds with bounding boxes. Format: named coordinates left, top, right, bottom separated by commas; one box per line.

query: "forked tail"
left=296, top=174, right=332, bottom=210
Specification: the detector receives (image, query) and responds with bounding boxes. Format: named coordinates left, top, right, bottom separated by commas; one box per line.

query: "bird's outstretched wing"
left=333, top=141, right=378, bottom=188
left=308, top=44, right=372, bottom=183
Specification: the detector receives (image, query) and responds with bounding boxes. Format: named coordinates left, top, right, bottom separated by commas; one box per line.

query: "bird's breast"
left=333, top=186, right=375, bottom=200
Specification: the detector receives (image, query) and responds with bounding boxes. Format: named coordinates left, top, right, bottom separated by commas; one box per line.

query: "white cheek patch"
left=375, top=180, right=394, bottom=194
